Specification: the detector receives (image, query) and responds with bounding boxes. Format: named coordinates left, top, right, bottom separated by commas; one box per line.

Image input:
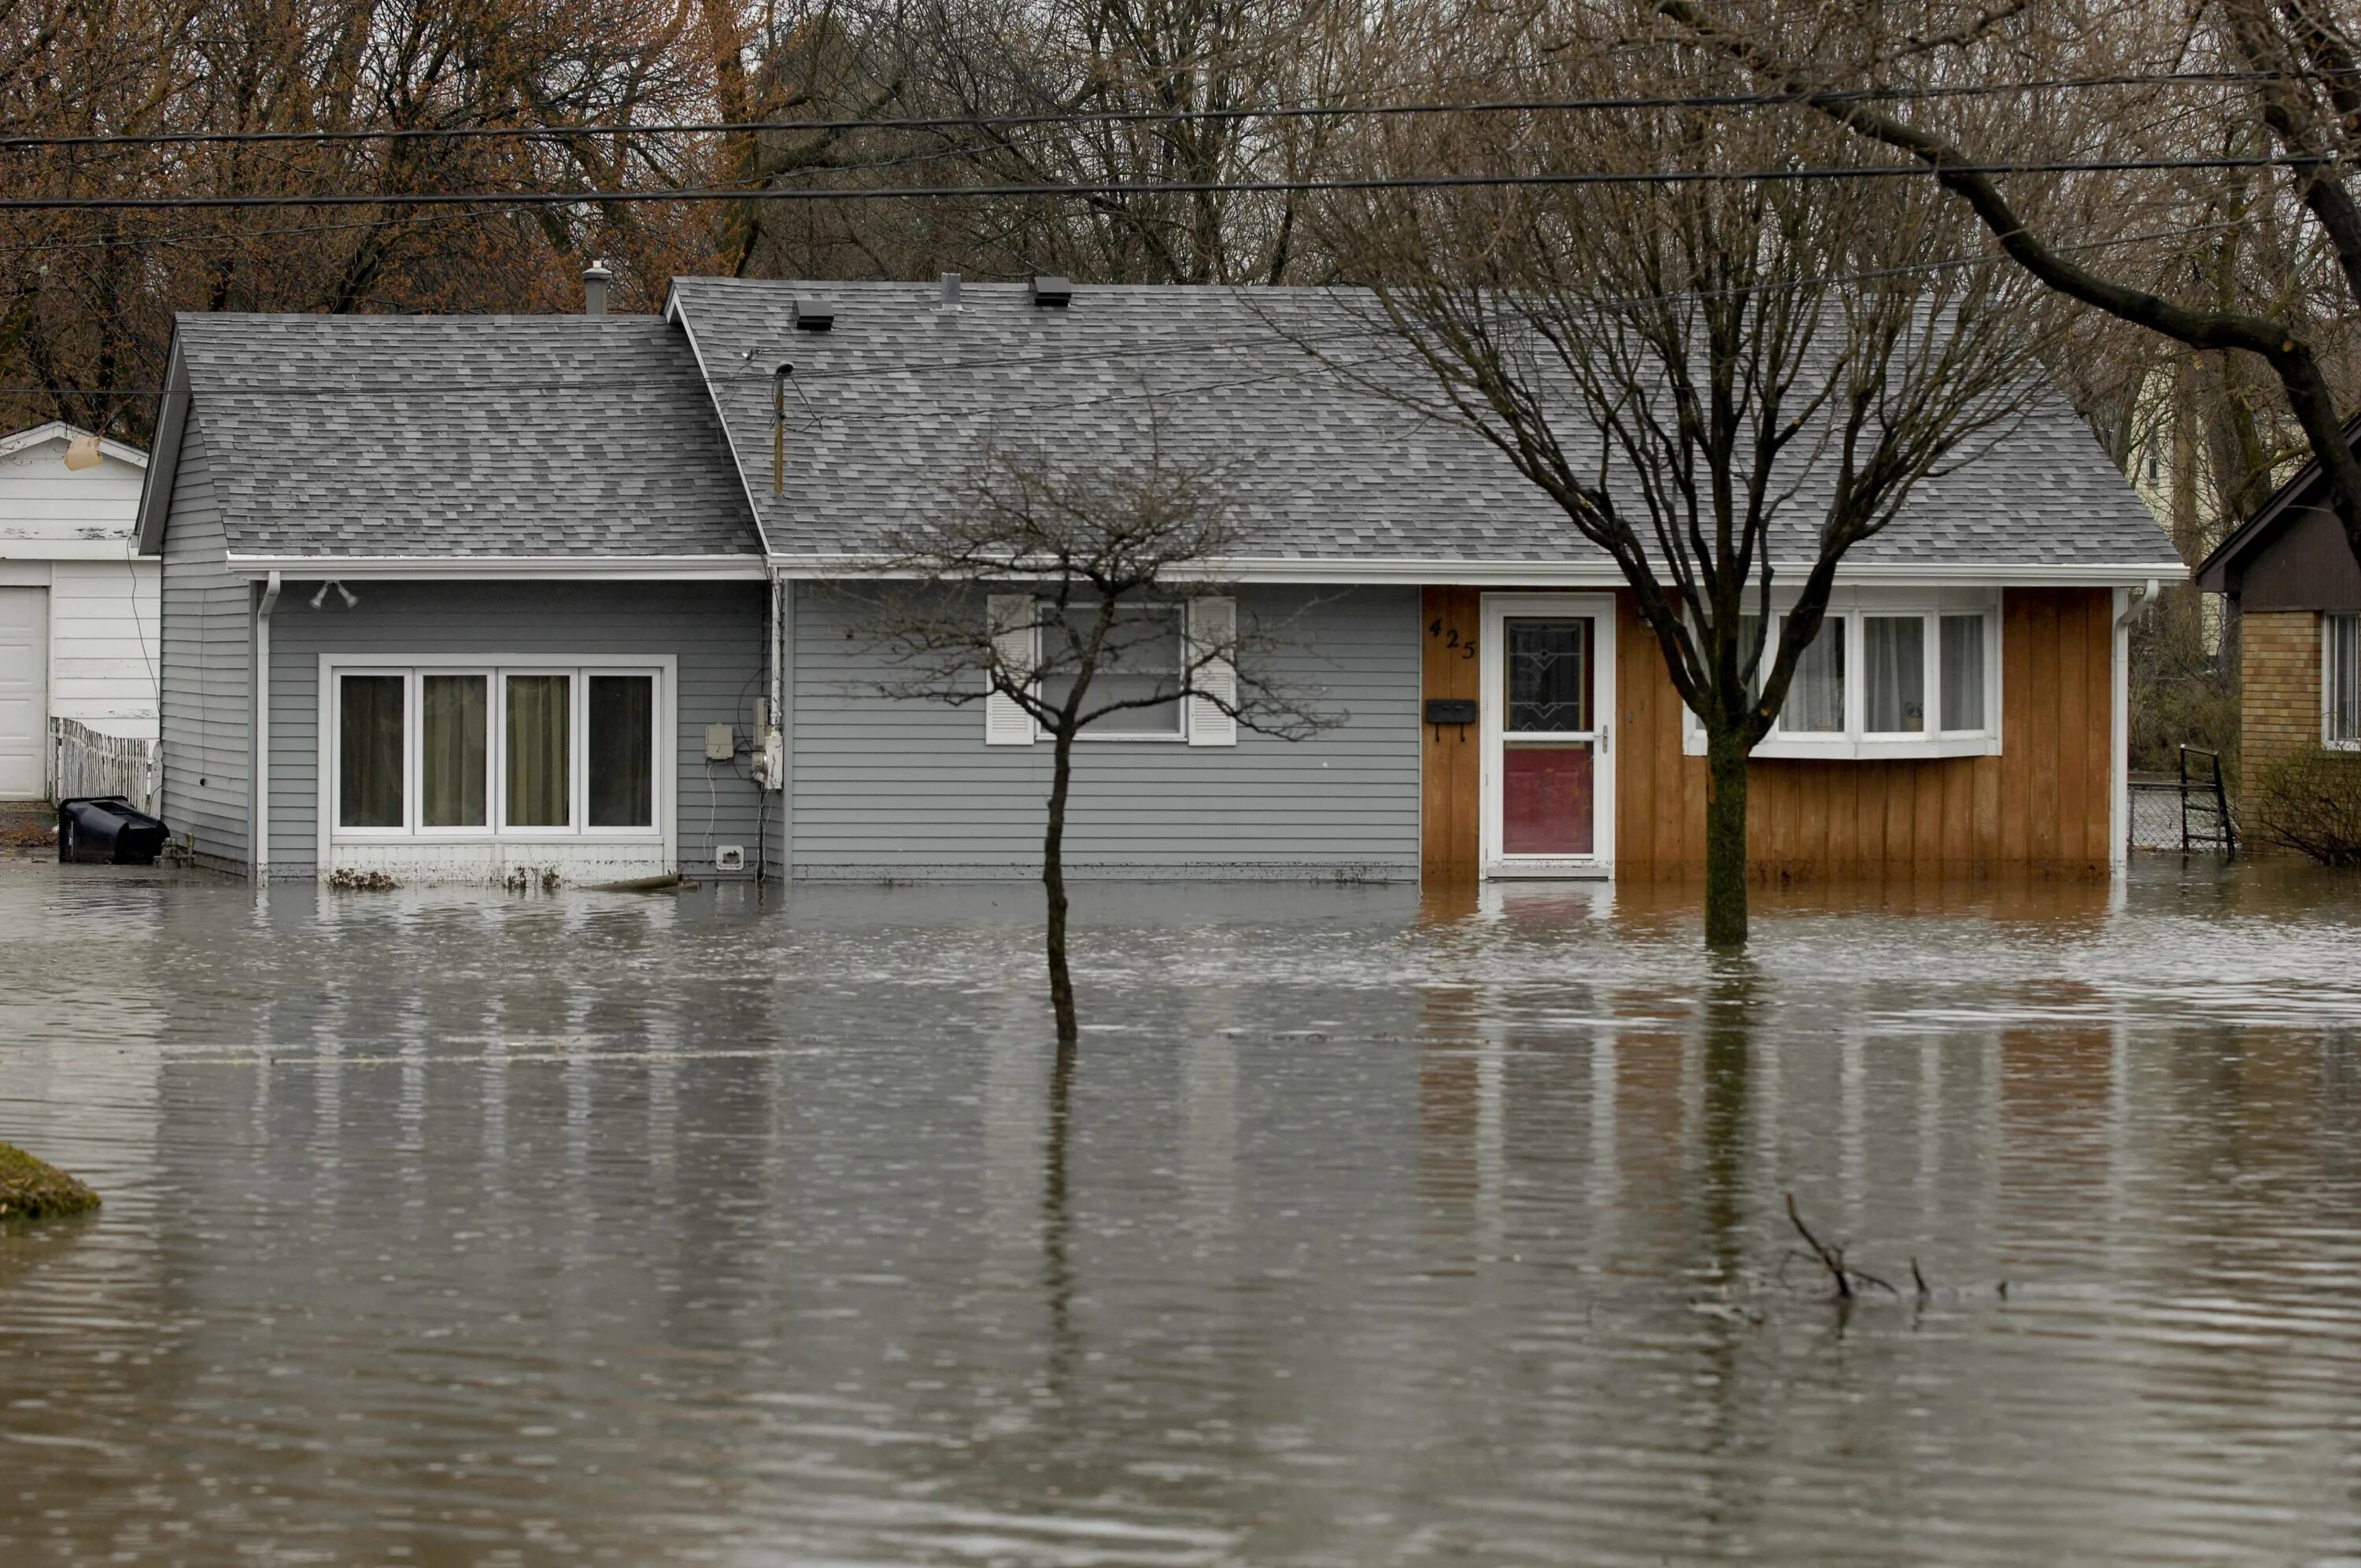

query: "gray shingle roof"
left=174, top=313, right=759, bottom=559
left=668, top=278, right=2178, bottom=570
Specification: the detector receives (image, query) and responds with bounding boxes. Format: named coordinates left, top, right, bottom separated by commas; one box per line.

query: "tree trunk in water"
left=1704, top=728, right=1751, bottom=949
left=1044, top=730, right=1078, bottom=1044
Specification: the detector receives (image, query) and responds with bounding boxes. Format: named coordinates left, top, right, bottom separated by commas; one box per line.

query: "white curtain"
left=1941, top=615, right=1986, bottom=732
left=1782, top=619, right=1846, bottom=732
left=1864, top=617, right=1925, bottom=732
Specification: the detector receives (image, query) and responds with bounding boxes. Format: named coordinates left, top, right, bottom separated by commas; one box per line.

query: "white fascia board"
left=222, top=555, right=770, bottom=581
left=767, top=554, right=2192, bottom=588
left=0, top=538, right=142, bottom=562
left=0, top=420, right=149, bottom=467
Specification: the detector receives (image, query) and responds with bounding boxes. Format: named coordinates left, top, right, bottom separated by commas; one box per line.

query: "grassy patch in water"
left=0, top=1143, right=102, bottom=1220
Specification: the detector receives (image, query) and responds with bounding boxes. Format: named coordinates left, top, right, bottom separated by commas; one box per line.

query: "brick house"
left=2195, top=445, right=2361, bottom=802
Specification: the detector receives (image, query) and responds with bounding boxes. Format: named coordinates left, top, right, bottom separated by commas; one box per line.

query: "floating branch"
left=1785, top=1192, right=1899, bottom=1300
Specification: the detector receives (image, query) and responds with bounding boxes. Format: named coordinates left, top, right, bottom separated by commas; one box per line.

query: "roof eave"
left=131, top=341, right=190, bottom=557
left=762, top=552, right=2189, bottom=587
left=220, top=553, right=770, bottom=581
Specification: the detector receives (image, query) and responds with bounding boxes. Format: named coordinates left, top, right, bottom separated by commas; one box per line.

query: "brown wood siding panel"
left=1421, top=585, right=1483, bottom=881
left=1999, top=590, right=2034, bottom=865
left=1914, top=761, right=1944, bottom=873
left=2058, top=589, right=2092, bottom=862
left=1610, top=586, right=2113, bottom=880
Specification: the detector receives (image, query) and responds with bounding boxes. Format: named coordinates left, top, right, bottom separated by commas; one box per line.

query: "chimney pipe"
left=938, top=271, right=962, bottom=312
left=582, top=259, right=614, bottom=316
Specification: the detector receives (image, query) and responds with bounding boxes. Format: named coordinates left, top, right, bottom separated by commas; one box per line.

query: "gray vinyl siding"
left=157, top=414, right=253, bottom=871
left=790, top=582, right=1421, bottom=880
left=265, top=581, right=769, bottom=876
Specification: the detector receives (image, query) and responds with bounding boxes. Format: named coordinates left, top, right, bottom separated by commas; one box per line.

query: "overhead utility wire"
left=0, top=214, right=2254, bottom=400
left=2, top=67, right=2352, bottom=152
left=0, top=154, right=2336, bottom=212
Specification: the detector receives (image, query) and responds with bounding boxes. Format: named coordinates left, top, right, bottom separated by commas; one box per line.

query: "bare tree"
left=1655, top=0, right=2361, bottom=565
left=1314, top=9, right=2043, bottom=946
left=851, top=434, right=1336, bottom=1042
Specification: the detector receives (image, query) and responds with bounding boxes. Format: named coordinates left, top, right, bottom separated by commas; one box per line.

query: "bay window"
left=1687, top=589, right=2001, bottom=760
left=331, top=662, right=663, bottom=836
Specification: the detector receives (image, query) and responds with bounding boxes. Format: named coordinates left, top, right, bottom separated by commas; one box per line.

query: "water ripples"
left=1, top=859, right=2358, bottom=1563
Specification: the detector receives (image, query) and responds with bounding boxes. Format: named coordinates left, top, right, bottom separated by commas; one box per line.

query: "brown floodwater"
left=2, top=858, right=2358, bottom=1565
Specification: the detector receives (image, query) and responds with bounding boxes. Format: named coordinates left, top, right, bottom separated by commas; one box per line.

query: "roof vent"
left=582, top=258, right=613, bottom=315
left=1029, top=275, right=1073, bottom=308
left=793, top=298, right=833, bottom=332
left=939, top=271, right=963, bottom=312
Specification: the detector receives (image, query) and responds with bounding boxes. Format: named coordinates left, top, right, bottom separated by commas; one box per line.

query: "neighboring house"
left=2195, top=443, right=2361, bottom=777
left=0, top=422, right=159, bottom=800
left=137, top=279, right=2181, bottom=885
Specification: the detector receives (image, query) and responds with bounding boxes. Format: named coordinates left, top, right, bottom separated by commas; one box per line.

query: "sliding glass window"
left=327, top=664, right=663, bottom=838
left=587, top=675, right=656, bottom=828
left=338, top=675, right=405, bottom=828
left=421, top=674, right=488, bottom=828
left=505, top=675, right=571, bottom=828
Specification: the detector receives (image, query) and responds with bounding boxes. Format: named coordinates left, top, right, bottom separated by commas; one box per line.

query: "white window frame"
left=1480, top=592, right=1618, bottom=879
left=320, top=654, right=674, bottom=850
left=990, top=596, right=1236, bottom=747
left=1683, top=586, right=2003, bottom=761
left=2327, top=611, right=2361, bottom=751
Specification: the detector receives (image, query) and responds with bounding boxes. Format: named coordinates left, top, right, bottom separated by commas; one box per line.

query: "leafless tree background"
left=8, top=0, right=2355, bottom=784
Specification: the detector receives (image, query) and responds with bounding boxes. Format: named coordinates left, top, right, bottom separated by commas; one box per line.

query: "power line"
left=1, top=68, right=2347, bottom=153
left=0, top=153, right=2333, bottom=212
left=0, top=215, right=2255, bottom=402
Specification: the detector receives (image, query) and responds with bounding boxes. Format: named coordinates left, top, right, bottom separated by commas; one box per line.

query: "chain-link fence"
left=2127, top=775, right=2237, bottom=854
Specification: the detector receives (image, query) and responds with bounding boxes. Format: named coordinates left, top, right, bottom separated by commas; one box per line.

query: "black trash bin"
left=57, top=796, right=172, bottom=865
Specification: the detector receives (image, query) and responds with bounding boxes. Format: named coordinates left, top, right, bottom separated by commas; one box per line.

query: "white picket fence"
left=51, top=718, right=156, bottom=815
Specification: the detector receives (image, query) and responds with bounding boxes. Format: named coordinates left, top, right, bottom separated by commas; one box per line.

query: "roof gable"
left=150, top=312, right=761, bottom=564
left=0, top=421, right=149, bottom=560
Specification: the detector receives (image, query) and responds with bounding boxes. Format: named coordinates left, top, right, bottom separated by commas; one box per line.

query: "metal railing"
left=2126, top=745, right=2236, bottom=856
left=51, top=718, right=156, bottom=815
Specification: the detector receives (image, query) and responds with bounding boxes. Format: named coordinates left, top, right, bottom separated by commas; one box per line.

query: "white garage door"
left=0, top=588, right=48, bottom=799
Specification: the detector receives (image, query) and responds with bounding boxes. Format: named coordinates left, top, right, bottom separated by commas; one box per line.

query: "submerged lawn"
left=2, top=859, right=2357, bottom=1565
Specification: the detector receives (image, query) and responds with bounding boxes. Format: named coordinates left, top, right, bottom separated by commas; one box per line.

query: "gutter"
left=220, top=554, right=769, bottom=582
left=253, top=570, right=280, bottom=880
left=759, top=555, right=2195, bottom=588
left=2114, top=577, right=2162, bottom=627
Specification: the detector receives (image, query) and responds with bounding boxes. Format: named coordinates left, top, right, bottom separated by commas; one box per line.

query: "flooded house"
left=0, top=422, right=158, bottom=801
left=135, top=278, right=2180, bottom=885
left=2195, top=441, right=2361, bottom=782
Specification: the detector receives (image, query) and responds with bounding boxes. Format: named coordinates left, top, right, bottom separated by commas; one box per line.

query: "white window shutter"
left=985, top=595, right=1038, bottom=745
left=1188, top=596, right=1238, bottom=747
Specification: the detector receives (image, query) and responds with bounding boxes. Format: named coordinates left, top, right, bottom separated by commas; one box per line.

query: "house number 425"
left=1429, top=619, right=1476, bottom=659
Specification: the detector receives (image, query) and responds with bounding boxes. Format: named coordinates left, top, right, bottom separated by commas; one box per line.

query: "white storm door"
left=0, top=588, right=49, bottom=799
left=1480, top=593, right=1615, bottom=877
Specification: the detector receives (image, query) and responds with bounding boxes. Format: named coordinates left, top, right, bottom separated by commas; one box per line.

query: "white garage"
left=0, top=422, right=157, bottom=802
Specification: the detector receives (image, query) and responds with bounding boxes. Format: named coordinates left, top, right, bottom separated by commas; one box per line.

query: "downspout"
left=253, top=570, right=281, bottom=881
left=2109, top=578, right=2160, bottom=874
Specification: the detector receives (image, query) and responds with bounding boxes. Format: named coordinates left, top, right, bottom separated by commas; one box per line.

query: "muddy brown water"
left=2, top=860, right=2358, bottom=1565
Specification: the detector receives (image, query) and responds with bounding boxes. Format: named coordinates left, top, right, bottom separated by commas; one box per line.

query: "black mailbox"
left=1423, top=699, right=1479, bottom=726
